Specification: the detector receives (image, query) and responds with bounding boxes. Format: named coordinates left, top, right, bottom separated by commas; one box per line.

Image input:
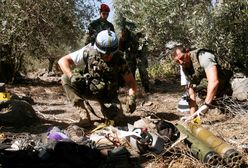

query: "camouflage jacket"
left=85, top=18, right=115, bottom=45
left=75, top=49, right=129, bottom=95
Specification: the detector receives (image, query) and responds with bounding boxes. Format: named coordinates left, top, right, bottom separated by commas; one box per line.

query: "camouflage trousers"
left=126, top=52, right=150, bottom=92
left=61, top=74, right=123, bottom=120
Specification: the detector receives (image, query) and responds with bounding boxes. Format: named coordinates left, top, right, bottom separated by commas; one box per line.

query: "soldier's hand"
left=180, top=104, right=209, bottom=123
left=70, top=73, right=84, bottom=86
left=126, top=95, right=136, bottom=113
left=197, top=104, right=209, bottom=115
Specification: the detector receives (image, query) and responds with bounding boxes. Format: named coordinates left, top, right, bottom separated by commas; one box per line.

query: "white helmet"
left=94, top=30, right=119, bottom=54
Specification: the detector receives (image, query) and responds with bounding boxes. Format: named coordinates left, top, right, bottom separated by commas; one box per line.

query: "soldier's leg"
left=137, top=57, right=150, bottom=92
left=61, top=74, right=91, bottom=126
left=61, top=74, right=82, bottom=104
left=126, top=52, right=137, bottom=78
left=130, top=60, right=137, bottom=79
left=98, top=95, right=124, bottom=122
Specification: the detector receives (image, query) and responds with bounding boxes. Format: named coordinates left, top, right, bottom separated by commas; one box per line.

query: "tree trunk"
left=48, top=58, right=55, bottom=72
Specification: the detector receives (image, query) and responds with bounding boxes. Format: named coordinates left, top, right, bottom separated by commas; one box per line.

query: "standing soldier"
left=135, top=32, right=150, bottom=92
left=119, top=28, right=150, bottom=92
left=119, top=27, right=136, bottom=78
left=85, top=4, right=115, bottom=45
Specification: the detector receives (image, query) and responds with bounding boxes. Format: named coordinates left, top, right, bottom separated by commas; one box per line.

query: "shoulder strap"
left=196, top=48, right=215, bottom=59
left=196, top=48, right=220, bottom=67
left=83, top=49, right=89, bottom=73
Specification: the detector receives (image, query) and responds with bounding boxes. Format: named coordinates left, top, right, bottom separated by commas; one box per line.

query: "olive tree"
left=0, top=0, right=99, bottom=82
left=113, top=0, right=248, bottom=74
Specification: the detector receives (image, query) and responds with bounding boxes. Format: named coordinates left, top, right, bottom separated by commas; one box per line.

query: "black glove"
left=126, top=95, right=136, bottom=113
left=70, top=73, right=85, bottom=87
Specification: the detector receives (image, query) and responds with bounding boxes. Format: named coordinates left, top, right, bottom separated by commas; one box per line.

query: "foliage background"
left=0, top=0, right=100, bottom=79
left=0, top=0, right=247, bottom=82
left=113, top=0, right=248, bottom=75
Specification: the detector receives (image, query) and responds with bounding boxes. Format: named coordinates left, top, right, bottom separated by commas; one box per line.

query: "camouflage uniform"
left=135, top=34, right=150, bottom=92
left=119, top=29, right=136, bottom=76
left=181, top=49, right=232, bottom=99
left=61, top=46, right=130, bottom=120
left=120, top=29, right=150, bottom=92
left=85, top=18, right=115, bottom=45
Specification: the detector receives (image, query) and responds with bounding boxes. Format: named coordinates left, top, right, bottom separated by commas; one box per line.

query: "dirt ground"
left=2, top=71, right=248, bottom=168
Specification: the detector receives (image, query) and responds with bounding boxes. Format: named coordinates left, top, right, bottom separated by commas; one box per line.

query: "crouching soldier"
left=58, top=30, right=137, bottom=126
left=171, top=46, right=232, bottom=119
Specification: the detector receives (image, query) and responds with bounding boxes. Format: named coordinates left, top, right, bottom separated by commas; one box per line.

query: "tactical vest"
left=182, top=49, right=233, bottom=97
left=78, top=49, right=126, bottom=96
left=182, top=49, right=214, bottom=85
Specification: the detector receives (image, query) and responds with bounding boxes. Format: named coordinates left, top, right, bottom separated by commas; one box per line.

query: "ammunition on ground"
left=188, top=123, right=243, bottom=167
left=176, top=124, right=223, bottom=167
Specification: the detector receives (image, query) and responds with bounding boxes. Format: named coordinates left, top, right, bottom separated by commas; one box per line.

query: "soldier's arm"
left=205, top=65, right=219, bottom=104
left=119, top=55, right=137, bottom=95
left=85, top=21, right=97, bottom=45
left=88, top=21, right=96, bottom=35
left=198, top=52, right=219, bottom=104
left=123, top=72, right=137, bottom=96
left=58, top=55, right=75, bottom=79
left=110, top=23, right=115, bottom=32
left=188, top=85, right=198, bottom=115
left=180, top=66, right=197, bottom=115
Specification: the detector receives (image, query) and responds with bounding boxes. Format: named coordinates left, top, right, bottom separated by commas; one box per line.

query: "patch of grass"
left=22, top=55, right=48, bottom=73
left=148, top=61, right=175, bottom=79
left=135, top=59, right=177, bottom=80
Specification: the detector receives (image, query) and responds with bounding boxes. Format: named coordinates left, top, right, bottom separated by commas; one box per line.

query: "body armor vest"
left=182, top=49, right=212, bottom=85
left=78, top=49, right=126, bottom=96
left=182, top=49, right=233, bottom=97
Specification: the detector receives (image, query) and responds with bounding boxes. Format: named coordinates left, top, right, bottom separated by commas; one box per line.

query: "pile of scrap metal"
left=0, top=118, right=181, bottom=168
left=176, top=122, right=244, bottom=168
left=89, top=118, right=180, bottom=155
left=0, top=125, right=131, bottom=168
left=0, top=116, right=245, bottom=168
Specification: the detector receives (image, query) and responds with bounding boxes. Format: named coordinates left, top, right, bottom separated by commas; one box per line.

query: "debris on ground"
left=0, top=75, right=247, bottom=168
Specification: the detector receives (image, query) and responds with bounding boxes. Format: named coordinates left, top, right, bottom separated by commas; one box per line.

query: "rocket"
left=176, top=124, right=223, bottom=167
left=188, top=123, right=243, bottom=167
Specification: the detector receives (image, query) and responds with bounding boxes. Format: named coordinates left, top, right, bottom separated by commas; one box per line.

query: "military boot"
left=78, top=109, right=91, bottom=127
left=74, top=99, right=92, bottom=127
left=100, top=102, right=125, bottom=125
left=100, top=103, right=118, bottom=120
left=112, top=111, right=126, bottom=125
